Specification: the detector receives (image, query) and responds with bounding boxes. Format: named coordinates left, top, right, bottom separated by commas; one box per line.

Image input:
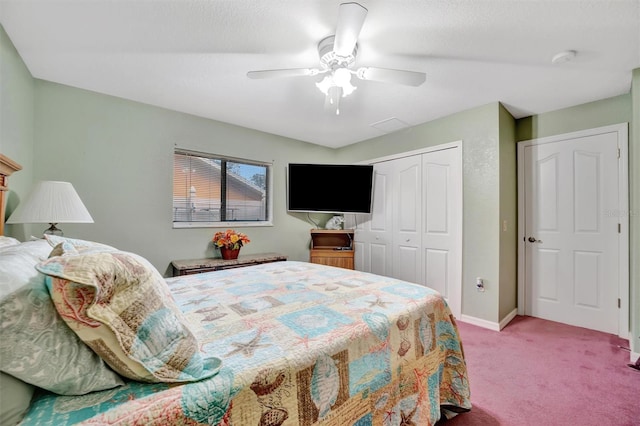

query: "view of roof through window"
left=173, top=152, right=270, bottom=224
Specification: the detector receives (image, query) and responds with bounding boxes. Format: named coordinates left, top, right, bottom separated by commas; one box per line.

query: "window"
left=173, top=149, right=272, bottom=227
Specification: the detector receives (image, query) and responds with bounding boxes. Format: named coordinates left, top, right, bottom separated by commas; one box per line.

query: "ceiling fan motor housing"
left=318, top=36, right=358, bottom=71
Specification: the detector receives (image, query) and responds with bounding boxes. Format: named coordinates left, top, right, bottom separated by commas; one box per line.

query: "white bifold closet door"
left=352, top=160, right=394, bottom=277
left=351, top=146, right=462, bottom=318
left=421, top=148, right=462, bottom=317
left=393, top=155, right=422, bottom=284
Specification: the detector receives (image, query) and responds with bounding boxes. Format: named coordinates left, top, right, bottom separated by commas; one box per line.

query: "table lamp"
left=6, top=180, right=94, bottom=236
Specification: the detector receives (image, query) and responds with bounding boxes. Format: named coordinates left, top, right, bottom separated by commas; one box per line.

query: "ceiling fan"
left=247, top=2, right=426, bottom=115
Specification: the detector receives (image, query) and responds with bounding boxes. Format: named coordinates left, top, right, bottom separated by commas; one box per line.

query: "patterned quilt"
left=21, top=261, right=471, bottom=425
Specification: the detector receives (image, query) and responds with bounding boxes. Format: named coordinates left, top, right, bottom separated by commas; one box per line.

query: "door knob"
left=528, top=237, right=542, bottom=243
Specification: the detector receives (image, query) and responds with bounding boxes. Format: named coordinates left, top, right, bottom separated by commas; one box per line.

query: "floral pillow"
left=0, top=240, right=124, bottom=395
left=36, top=249, right=222, bottom=383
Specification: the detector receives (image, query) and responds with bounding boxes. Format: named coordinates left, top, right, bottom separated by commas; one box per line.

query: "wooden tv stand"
left=309, top=229, right=355, bottom=270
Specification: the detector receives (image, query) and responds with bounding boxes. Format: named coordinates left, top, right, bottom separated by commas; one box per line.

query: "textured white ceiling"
left=1, top=0, right=639, bottom=148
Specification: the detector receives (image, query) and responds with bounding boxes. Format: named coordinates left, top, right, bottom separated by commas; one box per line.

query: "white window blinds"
left=173, top=150, right=270, bottom=225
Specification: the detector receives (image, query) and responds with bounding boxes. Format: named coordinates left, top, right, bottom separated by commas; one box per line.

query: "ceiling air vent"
left=370, top=117, right=410, bottom=134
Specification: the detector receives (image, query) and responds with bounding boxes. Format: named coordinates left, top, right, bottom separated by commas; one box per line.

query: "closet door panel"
left=421, top=147, right=462, bottom=318
left=370, top=243, right=389, bottom=277
left=352, top=161, right=394, bottom=274
left=353, top=240, right=365, bottom=271
left=393, top=156, right=422, bottom=283
left=424, top=163, right=449, bottom=234
left=424, top=248, right=448, bottom=295
left=395, top=245, right=420, bottom=284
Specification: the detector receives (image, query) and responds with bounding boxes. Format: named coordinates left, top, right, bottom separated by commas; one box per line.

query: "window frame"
left=173, top=148, right=273, bottom=229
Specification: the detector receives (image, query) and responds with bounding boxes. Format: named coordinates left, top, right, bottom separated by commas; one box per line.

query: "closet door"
left=351, top=146, right=463, bottom=318
left=421, top=147, right=462, bottom=318
left=351, top=160, right=394, bottom=276
left=392, top=155, right=422, bottom=284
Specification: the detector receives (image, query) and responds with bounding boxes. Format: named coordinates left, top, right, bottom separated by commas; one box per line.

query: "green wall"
left=0, top=25, right=35, bottom=228
left=29, top=81, right=337, bottom=274
left=516, top=93, right=631, bottom=141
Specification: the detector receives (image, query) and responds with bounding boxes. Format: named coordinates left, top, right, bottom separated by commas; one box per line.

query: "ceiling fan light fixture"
left=340, top=80, right=357, bottom=97
left=333, top=67, right=352, bottom=86
left=316, top=75, right=334, bottom=95
left=315, top=68, right=357, bottom=98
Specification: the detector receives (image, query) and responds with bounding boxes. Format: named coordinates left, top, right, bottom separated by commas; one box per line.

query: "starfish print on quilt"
left=225, top=332, right=271, bottom=358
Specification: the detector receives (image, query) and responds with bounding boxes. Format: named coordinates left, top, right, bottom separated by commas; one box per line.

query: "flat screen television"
left=287, top=163, right=374, bottom=214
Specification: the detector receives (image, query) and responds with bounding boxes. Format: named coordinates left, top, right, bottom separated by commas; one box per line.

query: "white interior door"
left=392, top=155, right=422, bottom=284
left=521, top=127, right=627, bottom=335
left=422, top=147, right=462, bottom=318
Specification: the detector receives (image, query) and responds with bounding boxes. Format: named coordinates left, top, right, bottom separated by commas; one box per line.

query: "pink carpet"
left=442, top=315, right=640, bottom=426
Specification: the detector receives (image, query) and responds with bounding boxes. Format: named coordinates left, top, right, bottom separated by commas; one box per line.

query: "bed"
left=0, top=157, right=471, bottom=425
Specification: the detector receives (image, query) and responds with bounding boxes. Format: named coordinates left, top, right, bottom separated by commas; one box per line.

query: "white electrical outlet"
left=502, top=220, right=508, bottom=232
left=476, top=277, right=485, bottom=292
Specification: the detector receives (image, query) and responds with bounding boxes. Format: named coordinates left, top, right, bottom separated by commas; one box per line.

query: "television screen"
left=287, top=163, right=374, bottom=214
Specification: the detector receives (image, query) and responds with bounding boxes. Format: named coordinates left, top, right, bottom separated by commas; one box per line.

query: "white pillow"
left=0, top=236, right=20, bottom=249
left=0, top=239, right=52, bottom=300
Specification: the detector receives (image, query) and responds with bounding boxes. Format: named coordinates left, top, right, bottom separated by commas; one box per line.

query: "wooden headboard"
left=0, top=154, right=23, bottom=236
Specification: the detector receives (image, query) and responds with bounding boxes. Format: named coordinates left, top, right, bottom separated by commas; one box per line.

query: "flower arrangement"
left=212, top=229, right=250, bottom=250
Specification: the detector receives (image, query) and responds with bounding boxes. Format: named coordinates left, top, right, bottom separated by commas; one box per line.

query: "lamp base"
left=44, top=223, right=63, bottom=236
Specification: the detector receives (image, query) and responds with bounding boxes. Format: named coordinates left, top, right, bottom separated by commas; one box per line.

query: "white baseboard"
left=459, top=315, right=500, bottom=331
left=459, top=309, right=518, bottom=332
left=499, top=309, right=518, bottom=329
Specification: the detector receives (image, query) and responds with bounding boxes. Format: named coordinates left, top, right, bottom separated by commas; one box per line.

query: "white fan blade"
left=356, top=67, right=426, bottom=86
left=247, top=68, right=317, bottom=79
left=333, top=2, right=368, bottom=57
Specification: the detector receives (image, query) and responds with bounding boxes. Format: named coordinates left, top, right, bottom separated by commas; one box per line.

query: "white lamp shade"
left=7, top=181, right=94, bottom=224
